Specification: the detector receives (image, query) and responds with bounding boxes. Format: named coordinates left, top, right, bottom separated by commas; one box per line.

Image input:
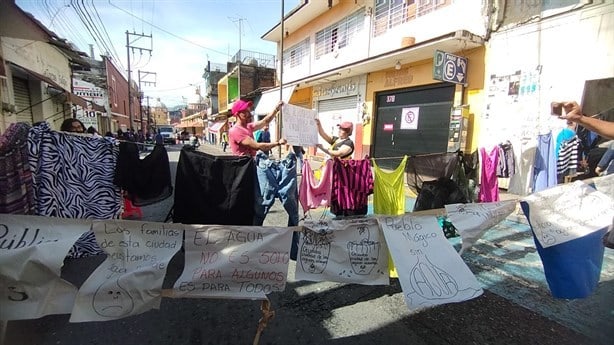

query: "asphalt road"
left=3, top=142, right=611, bottom=345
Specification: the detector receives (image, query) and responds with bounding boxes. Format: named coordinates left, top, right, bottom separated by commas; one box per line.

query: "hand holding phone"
left=551, top=102, right=563, bottom=116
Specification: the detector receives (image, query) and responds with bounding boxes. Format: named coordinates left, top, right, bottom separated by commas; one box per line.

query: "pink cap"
left=337, top=121, right=353, bottom=133
left=231, top=99, right=253, bottom=115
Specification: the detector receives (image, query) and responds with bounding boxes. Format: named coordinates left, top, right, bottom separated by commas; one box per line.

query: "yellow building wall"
left=289, top=86, right=312, bottom=108
left=364, top=46, right=485, bottom=153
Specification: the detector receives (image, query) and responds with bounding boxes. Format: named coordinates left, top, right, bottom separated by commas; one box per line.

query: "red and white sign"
left=383, top=124, right=394, bottom=132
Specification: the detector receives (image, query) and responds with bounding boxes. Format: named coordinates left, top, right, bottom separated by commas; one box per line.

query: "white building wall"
left=369, top=0, right=487, bottom=56
left=1, top=37, right=71, bottom=91
left=479, top=2, right=614, bottom=149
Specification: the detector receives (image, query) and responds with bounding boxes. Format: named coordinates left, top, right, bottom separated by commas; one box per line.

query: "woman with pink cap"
left=315, top=119, right=354, bottom=159
left=228, top=99, right=287, bottom=156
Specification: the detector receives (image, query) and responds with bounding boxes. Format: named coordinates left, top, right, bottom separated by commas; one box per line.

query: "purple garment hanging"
left=478, top=146, right=500, bottom=202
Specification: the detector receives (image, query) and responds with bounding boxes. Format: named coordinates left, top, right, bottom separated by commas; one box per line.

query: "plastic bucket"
left=520, top=201, right=606, bottom=299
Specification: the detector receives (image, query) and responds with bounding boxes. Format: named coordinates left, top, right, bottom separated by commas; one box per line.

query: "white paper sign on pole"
left=282, top=103, right=318, bottom=146
left=445, top=200, right=517, bottom=254
left=296, top=218, right=389, bottom=285
left=521, top=181, right=614, bottom=248
left=70, top=220, right=184, bottom=322
left=174, top=225, right=293, bottom=300
left=0, top=215, right=90, bottom=320
left=379, top=215, right=483, bottom=311
left=399, top=107, right=420, bottom=130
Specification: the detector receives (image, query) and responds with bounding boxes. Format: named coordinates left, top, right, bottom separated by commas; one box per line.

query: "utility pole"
left=138, top=70, right=157, bottom=131
left=229, top=17, right=245, bottom=99
left=126, top=31, right=153, bottom=130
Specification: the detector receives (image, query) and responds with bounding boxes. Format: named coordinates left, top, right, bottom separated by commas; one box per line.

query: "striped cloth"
left=330, top=158, right=374, bottom=217
left=556, top=135, right=579, bottom=175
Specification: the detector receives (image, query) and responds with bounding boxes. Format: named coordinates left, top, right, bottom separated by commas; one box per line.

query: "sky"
left=15, top=0, right=300, bottom=107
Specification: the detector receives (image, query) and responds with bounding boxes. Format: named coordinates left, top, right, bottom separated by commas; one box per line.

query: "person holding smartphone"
left=554, top=101, right=614, bottom=139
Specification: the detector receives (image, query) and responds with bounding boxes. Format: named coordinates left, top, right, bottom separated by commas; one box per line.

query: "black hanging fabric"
left=114, top=142, right=173, bottom=206
left=405, top=152, right=459, bottom=196
left=173, top=147, right=255, bottom=225
left=413, top=177, right=468, bottom=212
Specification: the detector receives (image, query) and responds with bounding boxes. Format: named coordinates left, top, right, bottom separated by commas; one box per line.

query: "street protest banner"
left=0, top=215, right=89, bottom=320
left=296, top=218, right=389, bottom=285
left=282, top=103, right=318, bottom=146
left=173, top=225, right=294, bottom=300
left=70, top=220, right=184, bottom=322
left=521, top=181, right=614, bottom=248
left=445, top=200, right=517, bottom=254
left=380, top=215, right=483, bottom=311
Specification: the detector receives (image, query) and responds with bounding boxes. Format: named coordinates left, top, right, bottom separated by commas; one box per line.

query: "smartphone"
left=551, top=102, right=563, bottom=116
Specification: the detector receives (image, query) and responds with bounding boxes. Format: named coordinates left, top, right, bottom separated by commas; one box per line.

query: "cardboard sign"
left=521, top=181, right=613, bottom=248
left=380, top=215, right=483, bottom=311
left=445, top=200, right=517, bottom=254
left=0, top=215, right=90, bottom=320
left=282, top=103, right=318, bottom=146
left=70, top=220, right=184, bottom=322
left=296, top=218, right=389, bottom=285
left=174, top=225, right=293, bottom=299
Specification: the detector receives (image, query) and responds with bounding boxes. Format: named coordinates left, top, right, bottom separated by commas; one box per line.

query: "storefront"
left=312, top=75, right=367, bottom=157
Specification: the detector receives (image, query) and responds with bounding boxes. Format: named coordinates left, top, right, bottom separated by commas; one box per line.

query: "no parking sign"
left=400, top=107, right=419, bottom=130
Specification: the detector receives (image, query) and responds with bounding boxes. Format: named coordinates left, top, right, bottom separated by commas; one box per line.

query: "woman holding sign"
left=315, top=118, right=354, bottom=159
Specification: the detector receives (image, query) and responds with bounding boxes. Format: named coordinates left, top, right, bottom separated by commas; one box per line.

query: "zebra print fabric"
left=27, top=122, right=122, bottom=258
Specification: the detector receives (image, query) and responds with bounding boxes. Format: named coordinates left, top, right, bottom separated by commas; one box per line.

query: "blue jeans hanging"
left=254, top=151, right=300, bottom=259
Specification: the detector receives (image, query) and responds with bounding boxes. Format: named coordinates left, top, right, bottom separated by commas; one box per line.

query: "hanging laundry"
left=478, top=146, right=500, bottom=202
left=27, top=122, right=122, bottom=258
left=508, top=137, right=538, bottom=196
left=556, top=135, right=579, bottom=180
left=173, top=146, right=255, bottom=225
left=114, top=142, right=173, bottom=206
left=532, top=132, right=557, bottom=192
left=372, top=156, right=408, bottom=215
left=0, top=122, right=35, bottom=214
left=405, top=152, right=459, bottom=196
left=496, top=141, right=516, bottom=178
left=253, top=151, right=300, bottom=227
left=330, top=158, right=374, bottom=217
left=298, top=159, right=333, bottom=214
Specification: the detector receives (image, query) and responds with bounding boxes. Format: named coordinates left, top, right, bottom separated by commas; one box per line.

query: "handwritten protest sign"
left=445, top=200, right=517, bottom=254
left=296, top=218, right=389, bottom=285
left=0, top=215, right=89, bottom=320
left=70, top=220, right=184, bottom=322
left=174, top=225, right=293, bottom=299
left=591, top=173, right=614, bottom=197
left=282, top=103, right=318, bottom=146
left=380, top=215, right=482, bottom=311
left=521, top=181, right=614, bottom=248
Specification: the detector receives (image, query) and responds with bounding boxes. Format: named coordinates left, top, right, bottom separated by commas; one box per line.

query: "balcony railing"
left=231, top=49, right=276, bottom=69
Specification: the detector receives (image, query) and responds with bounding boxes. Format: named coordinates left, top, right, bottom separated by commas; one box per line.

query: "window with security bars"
left=315, top=9, right=365, bottom=59
left=282, top=38, right=310, bottom=68
left=373, top=0, right=450, bottom=37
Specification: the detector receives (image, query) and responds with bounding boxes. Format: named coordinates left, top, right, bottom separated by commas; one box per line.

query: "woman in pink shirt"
left=228, top=99, right=287, bottom=156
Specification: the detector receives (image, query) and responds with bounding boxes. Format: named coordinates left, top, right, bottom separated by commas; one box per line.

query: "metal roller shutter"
left=317, top=96, right=357, bottom=113
left=13, top=77, right=33, bottom=124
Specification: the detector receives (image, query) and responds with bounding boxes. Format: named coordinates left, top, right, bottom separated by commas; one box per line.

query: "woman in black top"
left=315, top=119, right=354, bottom=159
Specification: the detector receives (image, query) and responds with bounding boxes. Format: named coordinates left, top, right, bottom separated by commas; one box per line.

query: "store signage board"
left=433, top=50, right=467, bottom=85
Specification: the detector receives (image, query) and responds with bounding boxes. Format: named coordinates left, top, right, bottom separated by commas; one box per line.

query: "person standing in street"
left=228, top=99, right=286, bottom=157
left=256, top=124, right=272, bottom=155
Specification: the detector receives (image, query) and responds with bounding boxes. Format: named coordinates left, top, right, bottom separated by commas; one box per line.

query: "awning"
left=10, top=62, right=104, bottom=111
left=208, top=121, right=227, bottom=133
left=254, top=84, right=296, bottom=115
